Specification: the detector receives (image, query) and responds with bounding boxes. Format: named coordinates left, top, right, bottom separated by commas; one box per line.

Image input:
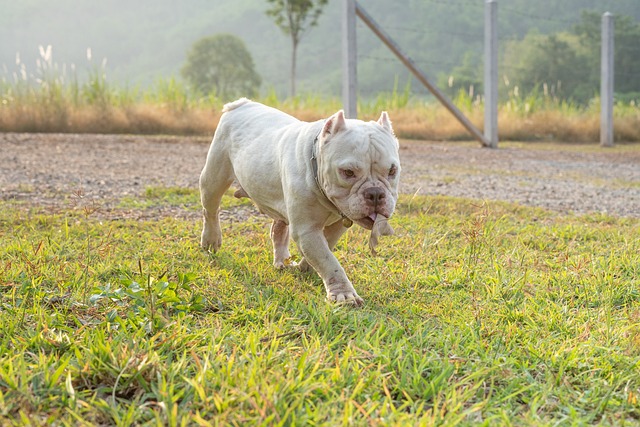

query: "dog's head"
left=317, top=110, right=400, bottom=230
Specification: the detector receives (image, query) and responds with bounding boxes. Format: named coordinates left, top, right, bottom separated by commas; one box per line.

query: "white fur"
left=200, top=99, right=401, bottom=305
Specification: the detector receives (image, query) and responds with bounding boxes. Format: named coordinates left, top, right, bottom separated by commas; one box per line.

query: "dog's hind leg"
left=271, top=220, right=293, bottom=268
left=199, top=154, right=234, bottom=252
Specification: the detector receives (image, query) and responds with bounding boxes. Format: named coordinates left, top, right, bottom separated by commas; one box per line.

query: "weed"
left=89, top=265, right=207, bottom=334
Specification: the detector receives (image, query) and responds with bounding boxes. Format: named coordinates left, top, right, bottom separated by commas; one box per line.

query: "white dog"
left=200, top=99, right=400, bottom=305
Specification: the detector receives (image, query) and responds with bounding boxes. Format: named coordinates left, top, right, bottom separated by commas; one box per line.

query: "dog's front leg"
left=292, top=227, right=363, bottom=305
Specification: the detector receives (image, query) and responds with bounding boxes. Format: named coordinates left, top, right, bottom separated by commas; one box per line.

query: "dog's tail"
left=222, top=98, right=251, bottom=113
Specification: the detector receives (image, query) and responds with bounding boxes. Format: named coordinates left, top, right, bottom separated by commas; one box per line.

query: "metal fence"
left=341, top=0, right=630, bottom=147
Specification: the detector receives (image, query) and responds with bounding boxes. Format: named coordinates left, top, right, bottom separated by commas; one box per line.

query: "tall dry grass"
left=0, top=104, right=219, bottom=135
left=4, top=94, right=639, bottom=142
left=372, top=90, right=640, bottom=143
left=1, top=47, right=639, bottom=142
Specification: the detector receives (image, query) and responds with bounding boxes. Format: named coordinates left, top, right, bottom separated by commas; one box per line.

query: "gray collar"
left=311, top=133, right=353, bottom=228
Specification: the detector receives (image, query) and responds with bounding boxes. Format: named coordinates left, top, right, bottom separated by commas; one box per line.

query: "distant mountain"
left=1, top=0, right=638, bottom=98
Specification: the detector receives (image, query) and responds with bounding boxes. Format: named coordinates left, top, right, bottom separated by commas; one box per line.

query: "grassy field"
left=1, top=189, right=639, bottom=425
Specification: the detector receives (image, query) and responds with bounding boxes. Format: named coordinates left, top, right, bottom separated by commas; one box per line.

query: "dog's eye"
left=388, top=165, right=397, bottom=178
left=342, top=169, right=356, bottom=178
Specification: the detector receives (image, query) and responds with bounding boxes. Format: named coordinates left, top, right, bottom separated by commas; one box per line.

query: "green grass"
left=118, top=187, right=251, bottom=211
left=1, top=193, right=639, bottom=425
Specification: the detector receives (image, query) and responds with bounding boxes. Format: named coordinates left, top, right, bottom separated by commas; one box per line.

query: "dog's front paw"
left=327, top=286, right=364, bottom=306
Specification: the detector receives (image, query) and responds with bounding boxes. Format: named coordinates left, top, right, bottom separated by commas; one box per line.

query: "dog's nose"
left=364, top=187, right=385, bottom=207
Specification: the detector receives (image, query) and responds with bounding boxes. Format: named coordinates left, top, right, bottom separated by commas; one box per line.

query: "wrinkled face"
left=319, top=111, right=401, bottom=230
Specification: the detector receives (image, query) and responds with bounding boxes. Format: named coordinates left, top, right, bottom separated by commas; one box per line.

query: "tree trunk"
left=291, top=38, right=298, bottom=98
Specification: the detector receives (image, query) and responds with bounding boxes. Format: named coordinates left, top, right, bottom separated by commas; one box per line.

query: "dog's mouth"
left=355, top=213, right=379, bottom=230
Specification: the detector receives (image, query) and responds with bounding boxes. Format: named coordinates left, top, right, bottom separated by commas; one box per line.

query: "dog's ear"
left=377, top=111, right=394, bottom=134
left=321, top=110, right=347, bottom=140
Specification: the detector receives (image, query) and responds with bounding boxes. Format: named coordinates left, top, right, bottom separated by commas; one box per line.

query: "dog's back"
left=218, top=99, right=300, bottom=139
left=222, top=98, right=251, bottom=113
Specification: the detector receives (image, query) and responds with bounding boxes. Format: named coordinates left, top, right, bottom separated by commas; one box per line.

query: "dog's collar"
left=311, top=132, right=353, bottom=228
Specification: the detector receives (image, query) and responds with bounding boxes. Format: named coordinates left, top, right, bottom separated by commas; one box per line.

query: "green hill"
left=1, top=0, right=638, bottom=98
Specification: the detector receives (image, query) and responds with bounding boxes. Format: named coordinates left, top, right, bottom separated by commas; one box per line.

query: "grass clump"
left=1, top=192, right=639, bottom=425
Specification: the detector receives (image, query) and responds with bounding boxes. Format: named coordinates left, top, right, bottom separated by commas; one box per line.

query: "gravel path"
left=1, top=133, right=639, bottom=218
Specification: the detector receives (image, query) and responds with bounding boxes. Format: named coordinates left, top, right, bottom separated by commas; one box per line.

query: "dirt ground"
left=1, top=132, right=639, bottom=219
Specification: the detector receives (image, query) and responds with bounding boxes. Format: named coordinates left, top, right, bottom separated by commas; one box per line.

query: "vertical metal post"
left=484, top=0, right=498, bottom=148
left=601, top=12, right=614, bottom=147
left=356, top=3, right=490, bottom=146
left=342, top=0, right=357, bottom=118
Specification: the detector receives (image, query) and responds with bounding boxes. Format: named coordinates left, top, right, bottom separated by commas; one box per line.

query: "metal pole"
left=601, top=12, right=614, bottom=147
left=484, top=0, right=498, bottom=148
left=355, top=2, right=490, bottom=147
left=342, top=0, right=358, bottom=119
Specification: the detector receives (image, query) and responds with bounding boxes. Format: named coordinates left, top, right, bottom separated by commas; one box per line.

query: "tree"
left=574, top=11, right=640, bottom=96
left=502, top=32, right=591, bottom=103
left=265, top=0, right=328, bottom=97
left=500, top=11, right=640, bottom=104
left=439, top=51, right=482, bottom=100
left=181, top=34, right=261, bottom=100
